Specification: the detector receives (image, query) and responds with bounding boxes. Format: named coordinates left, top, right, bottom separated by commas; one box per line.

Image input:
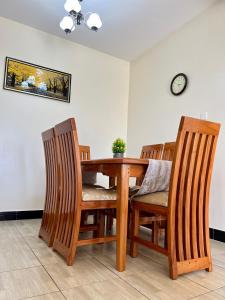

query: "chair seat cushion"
left=134, top=191, right=168, bottom=207
left=82, top=185, right=117, bottom=201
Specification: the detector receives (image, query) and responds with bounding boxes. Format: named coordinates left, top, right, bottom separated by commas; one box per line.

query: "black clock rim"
left=170, top=73, right=188, bottom=96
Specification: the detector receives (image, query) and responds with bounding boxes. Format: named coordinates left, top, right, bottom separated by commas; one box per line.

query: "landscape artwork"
left=3, top=57, right=71, bottom=102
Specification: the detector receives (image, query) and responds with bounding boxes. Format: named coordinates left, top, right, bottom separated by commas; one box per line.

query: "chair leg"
left=130, top=205, right=140, bottom=258
left=81, top=211, right=88, bottom=226
left=97, top=210, right=105, bottom=238
left=106, top=212, right=114, bottom=235
left=168, top=258, right=178, bottom=280
left=164, top=223, right=168, bottom=249
left=127, top=211, right=131, bottom=239
left=206, top=264, right=212, bottom=272
left=152, top=221, right=159, bottom=245
left=66, top=210, right=82, bottom=266
left=93, top=211, right=98, bottom=238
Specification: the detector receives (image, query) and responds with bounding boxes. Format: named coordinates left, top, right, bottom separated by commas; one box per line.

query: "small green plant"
left=112, top=138, right=126, bottom=154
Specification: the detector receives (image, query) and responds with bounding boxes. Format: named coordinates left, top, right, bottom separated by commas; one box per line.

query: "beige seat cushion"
left=82, top=185, right=117, bottom=201
left=134, top=191, right=168, bottom=207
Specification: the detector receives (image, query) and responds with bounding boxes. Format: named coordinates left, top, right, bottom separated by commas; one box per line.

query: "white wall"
left=0, top=17, right=129, bottom=211
left=127, top=0, right=225, bottom=231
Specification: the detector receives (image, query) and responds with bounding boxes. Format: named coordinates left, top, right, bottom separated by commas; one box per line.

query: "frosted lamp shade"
left=86, top=13, right=102, bottom=31
left=60, top=16, right=75, bottom=32
left=64, top=0, right=81, bottom=13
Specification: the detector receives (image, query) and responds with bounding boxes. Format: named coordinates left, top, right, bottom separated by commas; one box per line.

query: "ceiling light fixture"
left=60, top=0, right=102, bottom=34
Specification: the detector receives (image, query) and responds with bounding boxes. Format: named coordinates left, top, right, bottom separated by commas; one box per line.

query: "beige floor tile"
left=34, top=245, right=92, bottom=266
left=95, top=250, right=165, bottom=278
left=192, top=291, right=225, bottom=300
left=185, top=266, right=225, bottom=290
left=45, top=257, right=116, bottom=290
left=0, top=241, right=40, bottom=272
left=0, top=266, right=58, bottom=300
left=211, top=240, right=225, bottom=256
left=24, top=235, right=48, bottom=250
left=15, top=219, right=41, bottom=237
left=0, top=221, right=20, bottom=240
left=122, top=267, right=208, bottom=300
left=62, top=278, right=147, bottom=300
left=214, top=287, right=225, bottom=297
left=213, top=253, right=225, bottom=270
left=32, top=247, right=66, bottom=265
left=26, top=292, right=65, bottom=300
left=138, top=244, right=168, bottom=266
left=81, top=241, right=117, bottom=257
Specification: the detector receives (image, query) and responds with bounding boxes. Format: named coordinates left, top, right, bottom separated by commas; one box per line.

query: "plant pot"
left=113, top=153, right=124, bottom=158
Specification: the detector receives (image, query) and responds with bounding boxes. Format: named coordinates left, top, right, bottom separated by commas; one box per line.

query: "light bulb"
left=86, top=13, right=102, bottom=31
left=60, top=16, right=75, bottom=33
left=64, top=0, right=81, bottom=14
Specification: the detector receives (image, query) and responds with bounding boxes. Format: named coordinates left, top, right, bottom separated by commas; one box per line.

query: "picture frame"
left=3, top=57, right=72, bottom=103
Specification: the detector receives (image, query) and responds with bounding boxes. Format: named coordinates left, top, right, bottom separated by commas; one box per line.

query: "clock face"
left=170, top=73, right=188, bottom=96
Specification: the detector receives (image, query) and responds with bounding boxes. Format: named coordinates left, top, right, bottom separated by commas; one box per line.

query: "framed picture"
left=3, top=57, right=71, bottom=103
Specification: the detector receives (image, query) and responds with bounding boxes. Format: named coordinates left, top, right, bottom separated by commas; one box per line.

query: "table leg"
left=116, top=164, right=129, bottom=272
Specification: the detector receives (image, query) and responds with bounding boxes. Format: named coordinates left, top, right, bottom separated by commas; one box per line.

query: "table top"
left=81, top=157, right=149, bottom=165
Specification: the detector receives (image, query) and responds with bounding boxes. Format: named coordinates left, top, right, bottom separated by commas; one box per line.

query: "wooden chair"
left=162, top=142, right=176, bottom=161
left=39, top=127, right=94, bottom=246
left=52, top=118, right=117, bottom=265
left=39, top=128, right=59, bottom=247
left=130, top=116, right=220, bottom=279
left=80, top=145, right=90, bottom=160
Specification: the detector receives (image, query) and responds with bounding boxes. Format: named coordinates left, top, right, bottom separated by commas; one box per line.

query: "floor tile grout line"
left=92, top=255, right=151, bottom=300
left=16, top=221, right=67, bottom=300
left=183, top=275, right=218, bottom=294
left=0, top=264, right=42, bottom=275
left=21, top=290, right=65, bottom=300
left=92, top=251, right=215, bottom=300
left=212, top=288, right=225, bottom=299
left=188, top=290, right=225, bottom=300
left=4, top=221, right=225, bottom=300
left=12, top=220, right=147, bottom=299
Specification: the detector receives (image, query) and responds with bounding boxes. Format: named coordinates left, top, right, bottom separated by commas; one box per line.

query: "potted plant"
left=112, top=138, right=126, bottom=158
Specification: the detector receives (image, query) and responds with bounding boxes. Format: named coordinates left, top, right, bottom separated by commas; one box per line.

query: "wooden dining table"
left=81, top=158, right=149, bottom=272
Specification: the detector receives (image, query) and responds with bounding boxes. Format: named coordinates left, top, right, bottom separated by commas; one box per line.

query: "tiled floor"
left=1, top=219, right=225, bottom=300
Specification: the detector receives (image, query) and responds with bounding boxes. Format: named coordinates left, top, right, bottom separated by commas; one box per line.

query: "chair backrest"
left=162, top=142, right=176, bottom=161
left=53, top=118, right=82, bottom=253
left=79, top=145, right=90, bottom=160
left=140, top=144, right=164, bottom=159
left=39, top=128, right=59, bottom=246
left=168, top=116, right=220, bottom=264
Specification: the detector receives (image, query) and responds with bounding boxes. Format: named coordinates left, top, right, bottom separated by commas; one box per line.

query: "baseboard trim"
left=0, top=210, right=43, bottom=221
left=210, top=228, right=225, bottom=243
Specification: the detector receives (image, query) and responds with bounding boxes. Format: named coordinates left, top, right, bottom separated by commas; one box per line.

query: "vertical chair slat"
left=184, top=132, right=197, bottom=260
left=198, top=135, right=212, bottom=257
left=62, top=133, right=71, bottom=246
left=177, top=132, right=192, bottom=261
left=39, top=128, right=59, bottom=247
left=189, top=132, right=200, bottom=259
left=204, top=136, right=216, bottom=261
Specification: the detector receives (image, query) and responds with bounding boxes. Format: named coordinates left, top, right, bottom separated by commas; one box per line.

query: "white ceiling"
left=0, top=0, right=217, bottom=61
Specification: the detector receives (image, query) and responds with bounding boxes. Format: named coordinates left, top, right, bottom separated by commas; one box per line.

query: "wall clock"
left=170, top=73, right=188, bottom=96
